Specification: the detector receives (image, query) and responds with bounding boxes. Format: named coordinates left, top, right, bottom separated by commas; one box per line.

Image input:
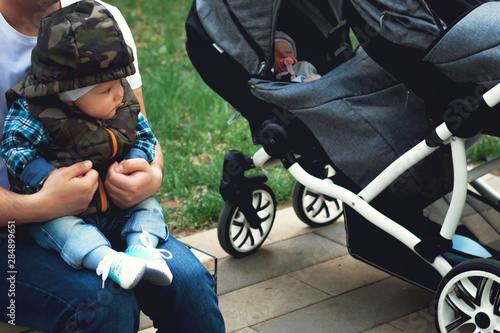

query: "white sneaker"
left=96, top=252, right=146, bottom=289
left=126, top=244, right=173, bottom=286
left=125, top=226, right=173, bottom=286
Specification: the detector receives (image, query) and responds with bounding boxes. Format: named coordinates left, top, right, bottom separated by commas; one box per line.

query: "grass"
left=468, top=136, right=500, bottom=163
left=106, top=0, right=295, bottom=233
left=106, top=0, right=499, bottom=234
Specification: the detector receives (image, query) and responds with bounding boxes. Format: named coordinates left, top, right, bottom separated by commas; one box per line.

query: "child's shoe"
left=96, top=252, right=146, bottom=289
left=125, top=227, right=173, bottom=286
left=125, top=244, right=173, bottom=286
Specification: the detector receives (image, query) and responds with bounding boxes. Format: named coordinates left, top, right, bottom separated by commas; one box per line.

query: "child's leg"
left=81, top=245, right=115, bottom=270
left=30, top=216, right=110, bottom=269
left=121, top=196, right=168, bottom=247
left=125, top=230, right=159, bottom=248
left=30, top=216, right=146, bottom=290
left=120, top=197, right=173, bottom=286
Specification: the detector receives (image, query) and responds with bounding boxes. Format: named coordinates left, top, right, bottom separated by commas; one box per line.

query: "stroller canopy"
left=195, top=0, right=350, bottom=77
left=196, top=0, right=278, bottom=75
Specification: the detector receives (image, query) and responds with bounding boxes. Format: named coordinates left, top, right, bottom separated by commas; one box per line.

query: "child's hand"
left=105, top=159, right=160, bottom=209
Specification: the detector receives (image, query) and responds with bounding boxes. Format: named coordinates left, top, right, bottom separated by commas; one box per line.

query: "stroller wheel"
left=292, top=181, right=343, bottom=228
left=434, top=258, right=500, bottom=333
left=217, top=184, right=276, bottom=257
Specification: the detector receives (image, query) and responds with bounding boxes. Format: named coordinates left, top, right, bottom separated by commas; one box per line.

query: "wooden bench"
left=0, top=244, right=217, bottom=332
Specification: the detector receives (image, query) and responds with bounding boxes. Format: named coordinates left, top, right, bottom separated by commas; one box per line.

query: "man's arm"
left=0, top=161, right=98, bottom=225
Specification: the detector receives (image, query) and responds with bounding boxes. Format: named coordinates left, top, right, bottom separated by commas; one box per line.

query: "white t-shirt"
left=0, top=0, right=142, bottom=189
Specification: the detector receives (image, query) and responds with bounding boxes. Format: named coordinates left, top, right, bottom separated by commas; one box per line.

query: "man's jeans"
left=0, top=227, right=225, bottom=332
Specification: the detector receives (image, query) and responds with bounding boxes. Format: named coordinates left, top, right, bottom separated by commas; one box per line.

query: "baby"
left=274, top=31, right=321, bottom=82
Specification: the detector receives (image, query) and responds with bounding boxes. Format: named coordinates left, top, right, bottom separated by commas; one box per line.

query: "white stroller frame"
left=248, top=84, right=500, bottom=332
left=253, top=84, right=500, bottom=274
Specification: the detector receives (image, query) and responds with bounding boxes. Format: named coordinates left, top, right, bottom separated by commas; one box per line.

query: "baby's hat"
left=275, top=30, right=297, bottom=57
left=22, top=0, right=135, bottom=99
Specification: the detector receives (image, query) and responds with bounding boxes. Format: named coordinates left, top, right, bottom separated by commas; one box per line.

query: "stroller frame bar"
left=287, top=158, right=454, bottom=277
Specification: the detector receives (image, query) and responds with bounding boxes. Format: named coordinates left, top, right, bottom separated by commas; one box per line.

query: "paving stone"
left=288, top=255, right=390, bottom=296
left=389, top=307, right=437, bottom=333
left=481, top=208, right=500, bottom=234
left=138, top=328, right=156, bottom=333
left=312, top=220, right=347, bottom=246
left=233, top=328, right=259, bottom=333
left=178, top=206, right=326, bottom=260
left=424, top=197, right=449, bottom=223
left=251, top=277, right=433, bottom=333
left=0, top=323, right=32, bottom=332
left=219, top=275, right=330, bottom=332
left=217, top=233, right=347, bottom=294
left=265, top=206, right=324, bottom=244
left=178, top=228, right=227, bottom=259
left=362, top=324, right=404, bottom=333
left=486, top=239, right=500, bottom=252
left=466, top=191, right=498, bottom=214
left=461, top=213, right=500, bottom=245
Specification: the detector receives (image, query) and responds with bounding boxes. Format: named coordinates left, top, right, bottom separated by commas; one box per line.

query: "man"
left=0, top=1, right=225, bottom=331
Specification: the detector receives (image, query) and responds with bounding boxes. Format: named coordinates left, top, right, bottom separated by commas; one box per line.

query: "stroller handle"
left=483, top=83, right=500, bottom=108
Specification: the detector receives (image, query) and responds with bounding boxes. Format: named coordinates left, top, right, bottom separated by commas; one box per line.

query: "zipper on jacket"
left=96, top=120, right=118, bottom=159
left=94, top=119, right=117, bottom=213
left=97, top=177, right=108, bottom=212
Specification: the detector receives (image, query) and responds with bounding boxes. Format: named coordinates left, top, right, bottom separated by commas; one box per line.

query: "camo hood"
left=22, top=0, right=135, bottom=99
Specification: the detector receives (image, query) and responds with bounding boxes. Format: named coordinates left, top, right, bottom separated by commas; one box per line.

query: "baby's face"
left=73, top=80, right=124, bottom=120
left=274, top=41, right=295, bottom=61
left=274, top=41, right=295, bottom=72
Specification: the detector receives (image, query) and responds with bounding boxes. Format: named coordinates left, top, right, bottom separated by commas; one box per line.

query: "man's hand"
left=105, top=158, right=162, bottom=210
left=0, top=161, right=98, bottom=224
left=38, top=160, right=99, bottom=220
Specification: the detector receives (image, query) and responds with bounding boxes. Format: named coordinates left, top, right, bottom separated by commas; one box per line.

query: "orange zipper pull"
left=97, top=177, right=108, bottom=212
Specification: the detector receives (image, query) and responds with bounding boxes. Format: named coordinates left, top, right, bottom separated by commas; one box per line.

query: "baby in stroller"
left=274, top=31, right=321, bottom=82
left=186, top=0, right=500, bottom=331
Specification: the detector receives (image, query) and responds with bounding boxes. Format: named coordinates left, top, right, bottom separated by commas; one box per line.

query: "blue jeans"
left=30, top=197, right=167, bottom=268
left=0, top=227, right=225, bottom=332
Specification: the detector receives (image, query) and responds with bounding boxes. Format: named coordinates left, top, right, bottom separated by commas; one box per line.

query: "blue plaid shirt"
left=2, top=98, right=158, bottom=185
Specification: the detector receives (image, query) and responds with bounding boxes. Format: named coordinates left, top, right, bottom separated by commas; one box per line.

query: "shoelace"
left=96, top=252, right=123, bottom=288
left=138, top=226, right=173, bottom=260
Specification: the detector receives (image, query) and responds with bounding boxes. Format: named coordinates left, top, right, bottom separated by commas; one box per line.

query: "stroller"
left=186, top=0, right=500, bottom=331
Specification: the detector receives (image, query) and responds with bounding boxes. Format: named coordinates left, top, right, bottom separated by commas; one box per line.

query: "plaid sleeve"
left=134, top=113, right=158, bottom=163
left=1, top=99, right=49, bottom=179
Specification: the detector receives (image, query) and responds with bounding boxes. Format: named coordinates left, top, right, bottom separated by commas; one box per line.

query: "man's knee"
left=64, top=283, right=140, bottom=332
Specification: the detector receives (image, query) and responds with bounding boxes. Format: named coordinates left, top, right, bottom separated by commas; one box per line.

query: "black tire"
left=217, top=184, right=276, bottom=258
left=292, top=181, right=343, bottom=228
left=434, top=258, right=500, bottom=332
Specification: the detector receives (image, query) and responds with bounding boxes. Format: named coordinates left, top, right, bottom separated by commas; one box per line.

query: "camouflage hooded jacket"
left=2, top=1, right=156, bottom=215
